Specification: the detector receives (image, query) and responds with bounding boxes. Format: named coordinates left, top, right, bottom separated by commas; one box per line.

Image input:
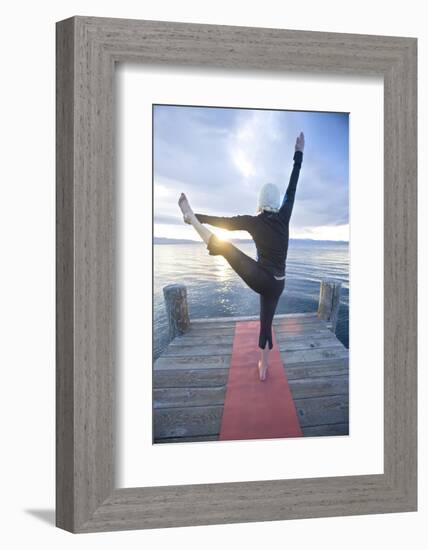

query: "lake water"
left=154, top=241, right=349, bottom=359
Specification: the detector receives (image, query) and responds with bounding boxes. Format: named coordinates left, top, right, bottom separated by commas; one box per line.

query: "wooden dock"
left=153, top=280, right=349, bottom=443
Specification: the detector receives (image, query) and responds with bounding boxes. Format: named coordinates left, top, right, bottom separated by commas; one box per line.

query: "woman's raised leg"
left=178, top=193, right=213, bottom=245
left=207, top=235, right=272, bottom=295
left=178, top=194, right=271, bottom=295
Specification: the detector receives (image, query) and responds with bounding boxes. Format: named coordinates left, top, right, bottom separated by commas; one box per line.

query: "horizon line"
left=153, top=236, right=349, bottom=244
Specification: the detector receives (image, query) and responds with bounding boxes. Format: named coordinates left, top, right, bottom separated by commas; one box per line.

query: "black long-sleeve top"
left=195, top=150, right=303, bottom=277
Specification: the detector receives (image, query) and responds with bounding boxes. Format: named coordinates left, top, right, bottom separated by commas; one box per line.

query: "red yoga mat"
left=219, top=320, right=303, bottom=441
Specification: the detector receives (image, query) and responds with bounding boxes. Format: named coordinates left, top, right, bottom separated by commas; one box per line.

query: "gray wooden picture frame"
left=56, top=16, right=417, bottom=533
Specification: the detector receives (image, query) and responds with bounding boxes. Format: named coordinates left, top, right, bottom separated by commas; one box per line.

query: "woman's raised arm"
left=194, top=213, right=255, bottom=232
left=279, top=132, right=305, bottom=224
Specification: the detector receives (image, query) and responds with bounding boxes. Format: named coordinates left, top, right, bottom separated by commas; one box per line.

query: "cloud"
left=153, top=106, right=349, bottom=240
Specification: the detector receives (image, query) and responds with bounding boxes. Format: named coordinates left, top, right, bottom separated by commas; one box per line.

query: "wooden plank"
left=154, top=368, right=229, bottom=388
left=188, top=318, right=329, bottom=332
left=154, top=387, right=226, bottom=408
left=273, top=323, right=332, bottom=334
left=281, top=346, right=349, bottom=366
left=188, top=322, right=237, bottom=331
left=154, top=435, right=219, bottom=444
left=274, top=317, right=329, bottom=326
left=285, top=359, right=349, bottom=380
left=154, top=376, right=348, bottom=404
left=171, top=329, right=335, bottom=347
left=154, top=357, right=348, bottom=379
left=169, top=334, right=234, bottom=347
left=153, top=405, right=223, bottom=438
left=184, top=327, right=235, bottom=338
left=275, top=328, right=337, bottom=341
left=191, top=312, right=320, bottom=324
left=294, top=395, right=349, bottom=427
left=164, top=337, right=341, bottom=356
left=154, top=366, right=349, bottom=389
left=154, top=347, right=349, bottom=370
left=302, top=423, right=349, bottom=437
left=154, top=354, right=231, bottom=370
left=153, top=400, right=350, bottom=439
left=154, top=370, right=348, bottom=399
left=162, top=338, right=345, bottom=358
left=277, top=336, right=344, bottom=352
left=162, top=344, right=235, bottom=358
left=288, top=375, right=349, bottom=399
left=188, top=320, right=329, bottom=332
left=275, top=329, right=333, bottom=341
left=155, top=424, right=350, bottom=441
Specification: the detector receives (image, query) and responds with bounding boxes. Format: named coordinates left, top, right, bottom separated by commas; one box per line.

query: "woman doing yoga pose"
left=178, top=132, right=305, bottom=381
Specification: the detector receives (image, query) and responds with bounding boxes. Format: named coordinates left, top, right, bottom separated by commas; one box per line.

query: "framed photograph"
left=151, top=103, right=349, bottom=446
left=56, top=16, right=417, bottom=532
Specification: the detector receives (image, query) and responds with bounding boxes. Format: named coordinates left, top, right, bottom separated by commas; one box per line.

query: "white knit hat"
left=257, top=182, right=280, bottom=213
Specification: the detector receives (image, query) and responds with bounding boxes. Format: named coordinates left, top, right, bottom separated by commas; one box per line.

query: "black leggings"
left=207, top=234, right=285, bottom=350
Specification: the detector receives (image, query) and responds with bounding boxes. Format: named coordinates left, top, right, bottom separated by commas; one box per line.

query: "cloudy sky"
left=153, top=104, right=349, bottom=242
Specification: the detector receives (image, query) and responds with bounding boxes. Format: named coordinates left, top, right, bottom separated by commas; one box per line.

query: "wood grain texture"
left=317, top=279, right=342, bottom=332
left=152, top=314, right=348, bottom=444
left=56, top=17, right=75, bottom=532
left=56, top=16, right=417, bottom=532
left=163, top=283, right=190, bottom=340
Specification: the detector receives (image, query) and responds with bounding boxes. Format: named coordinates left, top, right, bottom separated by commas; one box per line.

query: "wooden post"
left=163, top=284, right=190, bottom=340
left=317, top=279, right=342, bottom=333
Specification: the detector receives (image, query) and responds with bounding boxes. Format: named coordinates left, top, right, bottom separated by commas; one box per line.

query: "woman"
left=178, top=132, right=305, bottom=381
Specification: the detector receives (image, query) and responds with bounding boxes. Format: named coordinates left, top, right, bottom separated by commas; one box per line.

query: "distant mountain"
left=154, top=236, right=348, bottom=245
left=153, top=237, right=200, bottom=244
left=289, top=238, right=349, bottom=245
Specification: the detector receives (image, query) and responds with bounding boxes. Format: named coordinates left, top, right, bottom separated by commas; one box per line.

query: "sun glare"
left=232, top=149, right=255, bottom=178
left=213, top=228, right=231, bottom=241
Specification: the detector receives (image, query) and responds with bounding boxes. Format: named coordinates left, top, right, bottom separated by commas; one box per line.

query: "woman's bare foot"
left=178, top=193, right=194, bottom=224
left=258, top=359, right=268, bottom=381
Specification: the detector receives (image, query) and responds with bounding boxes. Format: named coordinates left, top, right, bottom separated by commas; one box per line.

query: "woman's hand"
left=295, top=131, right=305, bottom=153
